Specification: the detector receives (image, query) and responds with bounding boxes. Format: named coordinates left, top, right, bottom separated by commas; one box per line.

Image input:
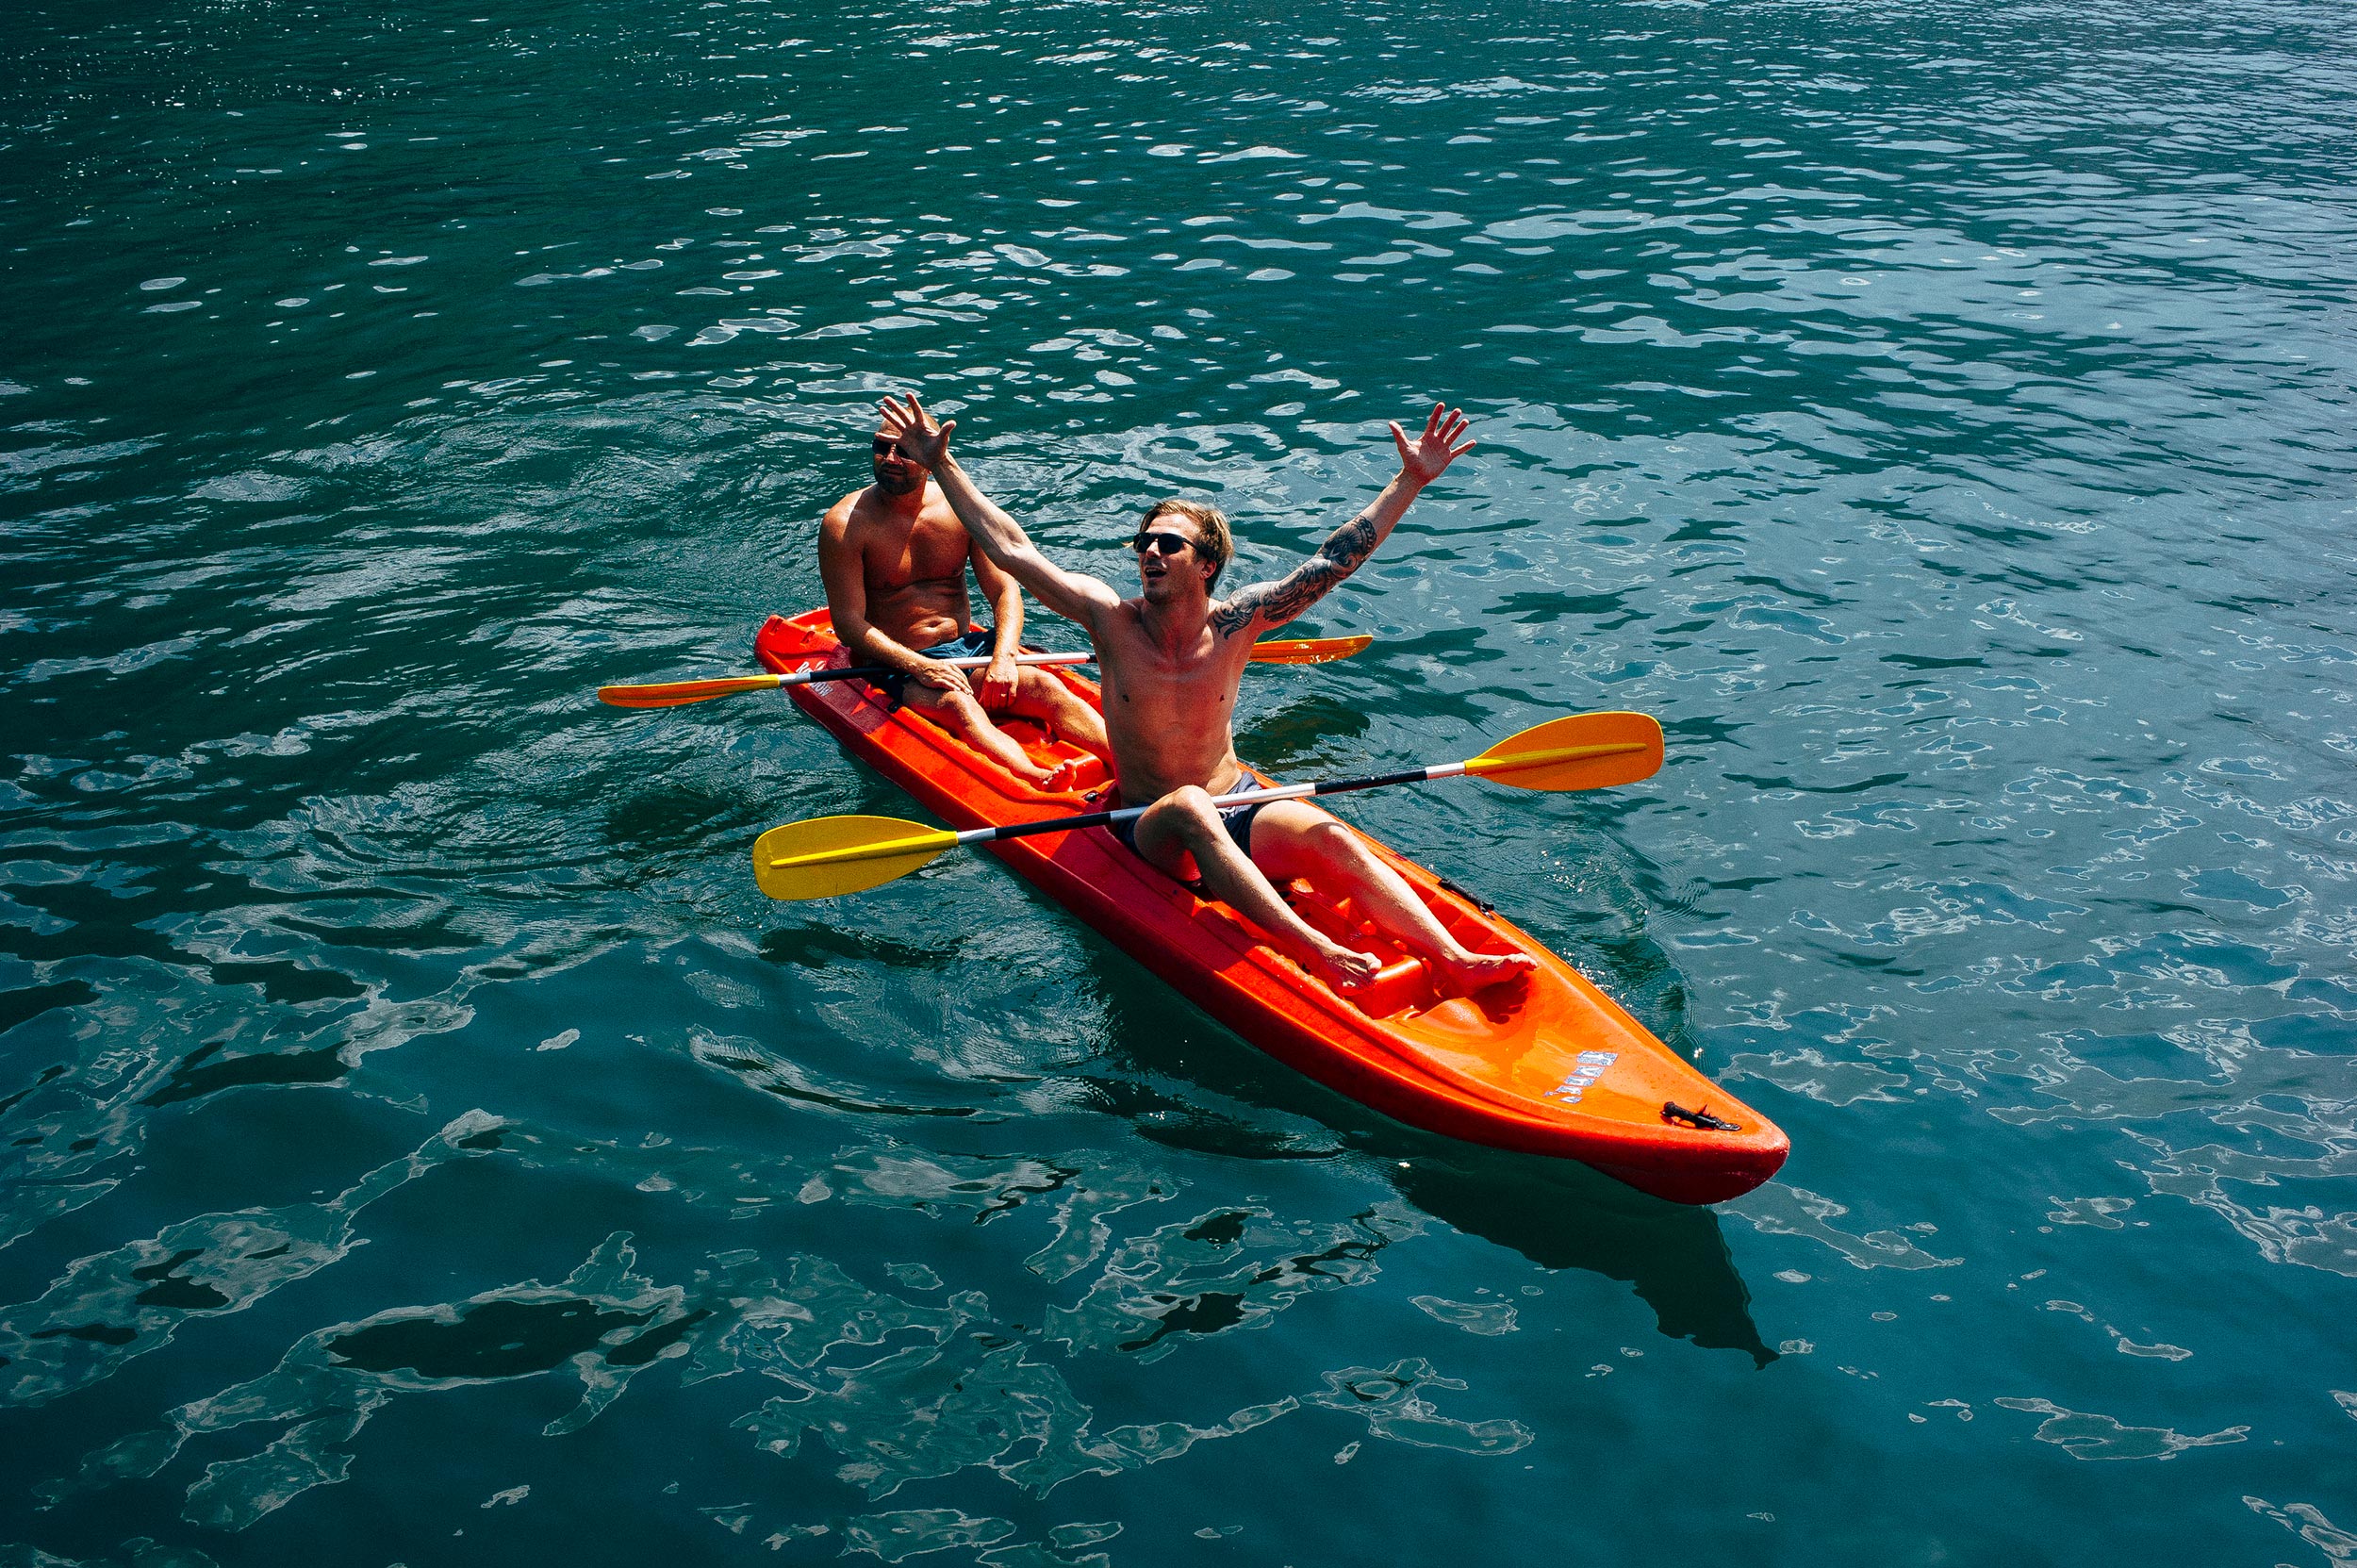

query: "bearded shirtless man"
left=818, top=421, right=1109, bottom=788
left=876, top=393, right=1536, bottom=995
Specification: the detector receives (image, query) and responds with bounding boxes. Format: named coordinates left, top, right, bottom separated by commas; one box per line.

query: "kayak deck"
left=755, top=609, right=1787, bottom=1204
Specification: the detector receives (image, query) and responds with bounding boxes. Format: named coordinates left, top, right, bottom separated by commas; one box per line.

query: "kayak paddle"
left=752, top=710, right=1663, bottom=901
left=1233, top=632, right=1372, bottom=666
left=601, top=651, right=1085, bottom=709
left=600, top=633, right=1372, bottom=709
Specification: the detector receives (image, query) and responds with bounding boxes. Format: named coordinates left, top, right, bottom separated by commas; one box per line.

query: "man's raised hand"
left=1389, top=402, right=1478, bottom=485
left=878, top=393, right=953, bottom=470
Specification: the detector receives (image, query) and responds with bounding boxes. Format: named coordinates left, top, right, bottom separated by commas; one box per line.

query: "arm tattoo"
left=1208, top=588, right=1262, bottom=639
left=1210, top=511, right=1379, bottom=638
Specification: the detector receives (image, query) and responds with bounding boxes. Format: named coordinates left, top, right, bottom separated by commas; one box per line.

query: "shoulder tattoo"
left=1209, top=589, right=1263, bottom=639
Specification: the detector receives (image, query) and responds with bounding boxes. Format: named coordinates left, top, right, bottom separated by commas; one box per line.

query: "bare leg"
left=1131, top=788, right=1384, bottom=992
left=901, top=685, right=1059, bottom=786
left=1001, top=668, right=1113, bottom=764
left=1249, top=801, right=1537, bottom=993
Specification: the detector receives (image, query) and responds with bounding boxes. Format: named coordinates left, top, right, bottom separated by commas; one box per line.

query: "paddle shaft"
left=778, top=650, right=1090, bottom=687
left=604, top=636, right=1368, bottom=705
left=765, top=740, right=1648, bottom=871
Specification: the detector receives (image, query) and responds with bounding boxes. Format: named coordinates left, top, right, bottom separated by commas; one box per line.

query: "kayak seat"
left=1283, top=882, right=1538, bottom=1017
left=1352, top=955, right=1437, bottom=1018
left=1278, top=884, right=1442, bottom=1016
left=970, top=715, right=1109, bottom=799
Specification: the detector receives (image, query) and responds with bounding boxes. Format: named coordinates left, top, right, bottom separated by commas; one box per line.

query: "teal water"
left=4, top=0, right=2354, bottom=1560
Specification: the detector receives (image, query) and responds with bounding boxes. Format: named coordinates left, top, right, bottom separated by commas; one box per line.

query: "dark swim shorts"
left=873, top=628, right=994, bottom=710
left=1110, top=777, right=1275, bottom=873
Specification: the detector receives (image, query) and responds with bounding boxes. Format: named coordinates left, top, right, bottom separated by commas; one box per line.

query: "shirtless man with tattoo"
left=875, top=393, right=1537, bottom=995
left=818, top=419, right=1109, bottom=788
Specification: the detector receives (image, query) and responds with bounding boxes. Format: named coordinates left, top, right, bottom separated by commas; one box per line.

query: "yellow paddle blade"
left=751, top=815, right=960, bottom=901
left=600, top=674, right=783, bottom=708
left=1464, top=711, right=1664, bottom=791
left=1247, top=633, right=1373, bottom=666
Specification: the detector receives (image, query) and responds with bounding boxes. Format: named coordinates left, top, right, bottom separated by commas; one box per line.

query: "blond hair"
left=1143, top=498, right=1233, bottom=586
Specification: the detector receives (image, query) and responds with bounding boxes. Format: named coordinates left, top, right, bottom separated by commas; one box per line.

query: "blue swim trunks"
left=873, top=627, right=994, bottom=709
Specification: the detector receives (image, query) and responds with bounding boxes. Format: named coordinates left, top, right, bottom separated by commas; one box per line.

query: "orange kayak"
left=755, top=609, right=1788, bottom=1204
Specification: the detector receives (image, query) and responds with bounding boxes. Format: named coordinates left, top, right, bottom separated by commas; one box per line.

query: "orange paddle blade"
left=1464, top=711, right=1664, bottom=791
left=1247, top=634, right=1373, bottom=665
left=598, top=674, right=784, bottom=708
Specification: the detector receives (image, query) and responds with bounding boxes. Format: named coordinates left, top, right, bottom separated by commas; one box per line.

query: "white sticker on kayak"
left=1546, top=1050, right=1618, bottom=1104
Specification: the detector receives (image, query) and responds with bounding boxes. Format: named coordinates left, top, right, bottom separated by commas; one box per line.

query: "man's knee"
left=911, top=689, right=984, bottom=726
left=1307, top=817, right=1359, bottom=853
left=1281, top=813, right=1364, bottom=867
left=1018, top=668, right=1085, bottom=714
left=1160, top=785, right=1222, bottom=839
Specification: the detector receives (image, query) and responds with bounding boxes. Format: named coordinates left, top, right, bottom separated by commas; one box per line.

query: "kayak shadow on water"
left=1387, top=1148, right=1775, bottom=1368
left=758, top=922, right=966, bottom=972
left=1069, top=925, right=1775, bottom=1367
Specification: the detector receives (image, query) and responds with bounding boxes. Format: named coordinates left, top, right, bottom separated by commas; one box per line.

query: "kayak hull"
left=756, top=610, right=1787, bottom=1204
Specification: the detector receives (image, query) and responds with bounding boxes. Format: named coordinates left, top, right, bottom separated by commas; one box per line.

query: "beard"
left=872, top=465, right=921, bottom=496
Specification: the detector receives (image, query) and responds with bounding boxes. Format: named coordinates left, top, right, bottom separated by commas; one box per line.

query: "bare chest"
left=1097, top=625, right=1245, bottom=714
left=850, top=506, right=973, bottom=589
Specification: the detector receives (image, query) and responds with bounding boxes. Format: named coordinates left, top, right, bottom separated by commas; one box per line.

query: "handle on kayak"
left=1663, top=1101, right=1741, bottom=1131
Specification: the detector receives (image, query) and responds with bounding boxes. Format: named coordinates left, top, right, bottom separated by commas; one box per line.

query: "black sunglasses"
left=1129, top=530, right=1196, bottom=556
left=871, top=437, right=900, bottom=455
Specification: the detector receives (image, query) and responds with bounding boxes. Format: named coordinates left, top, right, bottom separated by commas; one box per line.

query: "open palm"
left=877, top=392, right=953, bottom=469
left=1390, top=403, right=1477, bottom=483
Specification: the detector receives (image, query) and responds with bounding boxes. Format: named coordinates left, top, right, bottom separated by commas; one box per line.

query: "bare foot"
left=1007, top=758, right=1064, bottom=791
left=1436, top=949, right=1538, bottom=993
left=1310, top=942, right=1386, bottom=994
left=1039, top=755, right=1106, bottom=794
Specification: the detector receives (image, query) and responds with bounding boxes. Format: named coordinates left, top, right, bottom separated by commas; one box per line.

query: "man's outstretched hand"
left=1390, top=403, right=1478, bottom=485
left=878, top=393, right=953, bottom=470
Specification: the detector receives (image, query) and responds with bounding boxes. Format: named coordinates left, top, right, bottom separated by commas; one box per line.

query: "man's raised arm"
left=1209, top=403, right=1477, bottom=643
left=877, top=394, right=1118, bottom=630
